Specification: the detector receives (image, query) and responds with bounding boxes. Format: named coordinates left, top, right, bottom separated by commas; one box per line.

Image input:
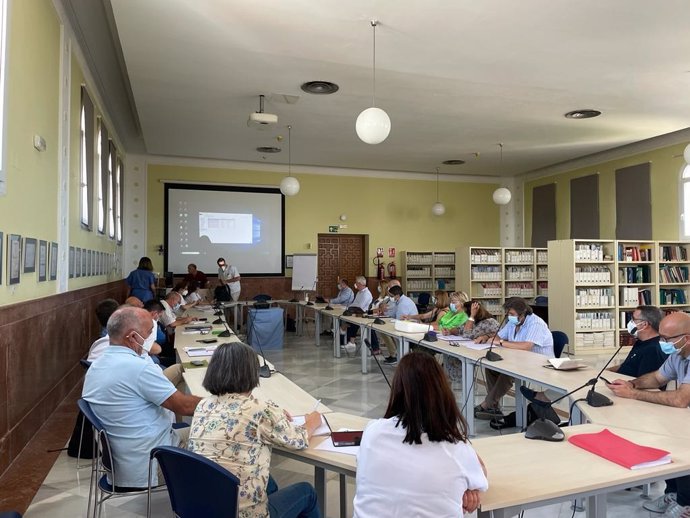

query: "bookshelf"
left=549, top=239, right=690, bottom=355
left=456, top=246, right=548, bottom=316
left=401, top=251, right=456, bottom=301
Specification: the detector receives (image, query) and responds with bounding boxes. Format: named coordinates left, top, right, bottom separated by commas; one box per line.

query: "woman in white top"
left=353, top=352, right=488, bottom=518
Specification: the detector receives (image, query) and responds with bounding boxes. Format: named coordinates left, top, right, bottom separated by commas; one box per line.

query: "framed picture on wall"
left=50, top=242, right=58, bottom=281
left=24, top=237, right=37, bottom=273
left=8, top=234, right=21, bottom=285
left=69, top=246, right=74, bottom=278
left=38, top=240, right=47, bottom=282
left=86, top=250, right=92, bottom=276
left=75, top=248, right=82, bottom=278
left=0, top=231, right=3, bottom=285
left=81, top=248, right=87, bottom=277
left=285, top=255, right=293, bottom=269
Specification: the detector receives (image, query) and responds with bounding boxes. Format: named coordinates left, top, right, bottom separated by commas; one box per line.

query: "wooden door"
left=317, top=234, right=367, bottom=298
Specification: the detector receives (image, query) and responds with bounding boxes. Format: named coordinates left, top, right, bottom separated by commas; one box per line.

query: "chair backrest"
left=80, top=359, right=92, bottom=370
left=0, top=512, right=22, bottom=518
left=151, top=446, right=240, bottom=518
left=551, top=331, right=569, bottom=358
left=253, top=294, right=272, bottom=302
left=417, top=292, right=431, bottom=306
left=77, top=399, right=114, bottom=472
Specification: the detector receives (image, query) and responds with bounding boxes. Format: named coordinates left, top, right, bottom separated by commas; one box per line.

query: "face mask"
left=660, top=336, right=687, bottom=355
left=626, top=319, right=639, bottom=335
left=449, top=303, right=457, bottom=313
left=181, top=289, right=188, bottom=296
left=508, top=315, right=519, bottom=325
left=377, top=286, right=382, bottom=293
left=337, top=284, right=342, bottom=290
left=142, top=322, right=156, bottom=352
left=174, top=303, right=181, bottom=311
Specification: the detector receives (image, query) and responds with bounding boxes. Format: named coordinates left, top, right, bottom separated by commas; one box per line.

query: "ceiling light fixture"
left=431, top=167, right=446, bottom=216
left=248, top=94, right=278, bottom=128
left=564, top=109, right=601, bottom=119
left=356, top=20, right=391, bottom=145
left=492, top=143, right=512, bottom=205
left=301, top=81, right=340, bottom=95
left=280, top=125, right=300, bottom=196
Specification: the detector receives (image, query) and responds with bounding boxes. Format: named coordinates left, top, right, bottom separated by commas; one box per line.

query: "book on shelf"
left=659, top=265, right=689, bottom=283
left=659, top=288, right=688, bottom=305
left=617, top=244, right=653, bottom=262
left=618, top=266, right=651, bottom=284
left=660, top=245, right=688, bottom=262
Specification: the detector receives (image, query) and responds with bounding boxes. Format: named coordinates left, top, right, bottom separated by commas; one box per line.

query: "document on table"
left=568, top=428, right=672, bottom=470
left=438, top=335, right=492, bottom=350
left=292, top=414, right=330, bottom=436
left=184, top=345, right=218, bottom=357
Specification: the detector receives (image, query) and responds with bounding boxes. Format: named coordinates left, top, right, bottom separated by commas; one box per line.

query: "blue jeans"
left=267, top=476, right=320, bottom=518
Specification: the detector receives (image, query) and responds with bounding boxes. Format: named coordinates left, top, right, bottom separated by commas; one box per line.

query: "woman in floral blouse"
left=189, top=342, right=322, bottom=518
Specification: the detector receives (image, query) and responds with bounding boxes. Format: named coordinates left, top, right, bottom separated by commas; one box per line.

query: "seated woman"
left=189, top=342, right=322, bottom=518
left=367, top=279, right=391, bottom=356
left=437, top=291, right=470, bottom=334
left=353, top=352, right=488, bottom=517
left=184, top=280, right=205, bottom=305
left=444, top=301, right=500, bottom=383
left=402, top=290, right=449, bottom=325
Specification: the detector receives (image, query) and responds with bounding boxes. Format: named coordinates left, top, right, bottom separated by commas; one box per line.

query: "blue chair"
left=78, top=399, right=162, bottom=518
left=551, top=331, right=569, bottom=358
left=147, top=446, right=240, bottom=518
left=416, top=292, right=431, bottom=313
left=0, top=512, right=22, bottom=518
left=253, top=294, right=272, bottom=302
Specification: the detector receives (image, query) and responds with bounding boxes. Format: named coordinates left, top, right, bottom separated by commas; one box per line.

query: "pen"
left=312, top=399, right=321, bottom=412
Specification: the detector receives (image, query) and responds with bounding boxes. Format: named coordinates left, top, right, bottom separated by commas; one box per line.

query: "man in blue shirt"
left=475, top=297, right=553, bottom=420
left=330, top=278, right=355, bottom=306
left=82, top=306, right=201, bottom=488
left=607, top=311, right=690, bottom=517
left=383, top=285, right=419, bottom=364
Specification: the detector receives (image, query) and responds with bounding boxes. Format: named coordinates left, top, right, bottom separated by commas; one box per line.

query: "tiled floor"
left=24, top=329, right=665, bottom=517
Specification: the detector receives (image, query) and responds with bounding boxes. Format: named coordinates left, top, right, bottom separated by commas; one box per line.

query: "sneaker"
left=660, top=502, right=690, bottom=518
left=474, top=404, right=503, bottom=420
left=384, top=356, right=398, bottom=365
left=645, top=493, right=677, bottom=514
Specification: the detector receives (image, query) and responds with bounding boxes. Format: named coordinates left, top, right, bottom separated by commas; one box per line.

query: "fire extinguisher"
left=374, top=256, right=385, bottom=280
left=387, top=261, right=397, bottom=279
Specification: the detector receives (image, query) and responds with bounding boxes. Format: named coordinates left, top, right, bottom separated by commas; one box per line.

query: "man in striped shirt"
left=475, top=297, right=554, bottom=420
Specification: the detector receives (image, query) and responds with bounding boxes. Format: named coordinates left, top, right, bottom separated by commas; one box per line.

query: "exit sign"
left=328, top=226, right=339, bottom=233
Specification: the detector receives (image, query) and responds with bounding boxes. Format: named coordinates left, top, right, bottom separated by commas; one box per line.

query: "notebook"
left=568, top=428, right=671, bottom=470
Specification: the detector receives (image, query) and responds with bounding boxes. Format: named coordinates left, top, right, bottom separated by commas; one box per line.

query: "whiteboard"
left=291, top=254, right=318, bottom=291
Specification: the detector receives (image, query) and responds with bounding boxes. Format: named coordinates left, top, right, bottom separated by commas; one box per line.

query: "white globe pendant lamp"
left=492, top=143, right=512, bottom=205
left=431, top=167, right=446, bottom=216
left=684, top=143, right=690, bottom=164
left=280, top=125, right=300, bottom=196
left=356, top=21, right=391, bottom=145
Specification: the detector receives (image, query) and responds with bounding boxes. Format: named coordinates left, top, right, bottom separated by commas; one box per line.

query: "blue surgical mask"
left=507, top=315, right=519, bottom=325
left=659, top=341, right=677, bottom=355
left=174, top=303, right=181, bottom=312
left=449, top=303, right=457, bottom=313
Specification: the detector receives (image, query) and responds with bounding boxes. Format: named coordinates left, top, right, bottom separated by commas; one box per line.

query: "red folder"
left=568, top=428, right=671, bottom=470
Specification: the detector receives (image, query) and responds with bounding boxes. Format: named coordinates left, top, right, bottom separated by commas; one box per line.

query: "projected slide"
left=165, top=184, right=284, bottom=276
left=199, top=212, right=254, bottom=244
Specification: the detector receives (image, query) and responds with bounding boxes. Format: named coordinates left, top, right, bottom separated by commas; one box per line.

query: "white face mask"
left=134, top=324, right=156, bottom=354
left=181, top=289, right=188, bottom=296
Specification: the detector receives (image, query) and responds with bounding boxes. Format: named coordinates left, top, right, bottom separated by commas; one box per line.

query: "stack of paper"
left=569, top=428, right=671, bottom=470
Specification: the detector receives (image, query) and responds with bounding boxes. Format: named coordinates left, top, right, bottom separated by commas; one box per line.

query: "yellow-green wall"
left=524, top=143, right=686, bottom=244
left=147, top=164, right=501, bottom=277
left=0, top=0, right=121, bottom=306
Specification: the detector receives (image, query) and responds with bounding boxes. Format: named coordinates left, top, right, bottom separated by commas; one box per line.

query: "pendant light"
left=492, top=143, right=512, bottom=205
left=356, top=20, right=391, bottom=145
left=280, top=125, right=300, bottom=196
left=431, top=167, right=446, bottom=216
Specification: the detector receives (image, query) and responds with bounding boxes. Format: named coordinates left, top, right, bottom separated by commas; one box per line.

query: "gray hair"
left=165, top=291, right=180, bottom=303
left=356, top=275, right=367, bottom=286
left=203, top=342, right=260, bottom=395
left=107, top=306, right=146, bottom=341
left=636, top=305, right=663, bottom=332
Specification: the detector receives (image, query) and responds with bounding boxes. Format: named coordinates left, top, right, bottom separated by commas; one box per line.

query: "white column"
left=56, top=27, right=71, bottom=293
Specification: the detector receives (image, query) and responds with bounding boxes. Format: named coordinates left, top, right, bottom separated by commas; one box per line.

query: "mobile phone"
left=197, top=338, right=218, bottom=344
left=196, top=317, right=207, bottom=322
left=190, top=360, right=205, bottom=366
left=331, top=430, right=363, bottom=447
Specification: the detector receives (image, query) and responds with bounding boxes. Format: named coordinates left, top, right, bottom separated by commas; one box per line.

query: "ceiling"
left=74, top=0, right=690, bottom=176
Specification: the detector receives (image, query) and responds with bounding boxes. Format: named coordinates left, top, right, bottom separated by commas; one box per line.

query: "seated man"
left=159, top=291, right=197, bottom=332
left=610, top=305, right=668, bottom=378
left=474, top=297, right=554, bottom=420
left=330, top=278, right=355, bottom=306
left=607, top=311, right=690, bottom=517
left=183, top=263, right=208, bottom=288
left=88, top=298, right=120, bottom=361
left=381, top=284, right=418, bottom=364
left=124, top=296, right=144, bottom=308
left=344, top=276, right=373, bottom=347
left=82, top=306, right=201, bottom=488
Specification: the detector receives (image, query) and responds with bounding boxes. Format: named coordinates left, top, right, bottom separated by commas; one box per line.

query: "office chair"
left=148, top=446, right=240, bottom=518
left=551, top=331, right=569, bottom=358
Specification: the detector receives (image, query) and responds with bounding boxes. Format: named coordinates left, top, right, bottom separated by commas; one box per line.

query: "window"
left=107, top=141, right=115, bottom=238
left=116, top=157, right=123, bottom=243
left=96, top=118, right=104, bottom=233
left=681, top=164, right=690, bottom=239
left=79, top=87, right=95, bottom=227
left=0, top=0, right=8, bottom=196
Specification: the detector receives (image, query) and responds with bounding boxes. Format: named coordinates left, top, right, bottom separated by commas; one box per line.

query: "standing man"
left=184, top=263, right=208, bottom=288
left=607, top=311, right=690, bottom=517
left=217, top=257, right=241, bottom=301
left=609, top=305, right=668, bottom=378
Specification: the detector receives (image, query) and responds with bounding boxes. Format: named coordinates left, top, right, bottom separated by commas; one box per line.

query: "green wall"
left=524, top=142, right=687, bottom=244
left=147, top=164, right=501, bottom=277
